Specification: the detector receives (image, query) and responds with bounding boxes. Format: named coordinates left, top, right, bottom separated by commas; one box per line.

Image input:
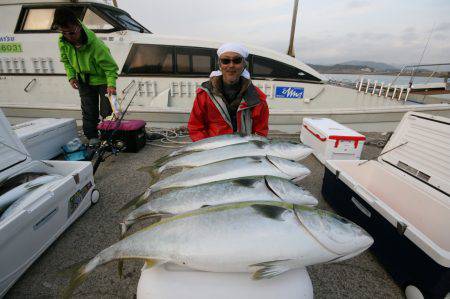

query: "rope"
left=145, top=127, right=191, bottom=148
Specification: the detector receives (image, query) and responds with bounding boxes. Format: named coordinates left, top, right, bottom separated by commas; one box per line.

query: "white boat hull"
left=2, top=102, right=450, bottom=133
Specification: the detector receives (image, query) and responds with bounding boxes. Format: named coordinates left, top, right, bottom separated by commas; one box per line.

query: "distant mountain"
left=307, top=63, right=377, bottom=74
left=338, top=60, right=400, bottom=71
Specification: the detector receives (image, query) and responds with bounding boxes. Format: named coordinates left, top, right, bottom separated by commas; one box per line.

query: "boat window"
left=251, top=55, right=321, bottom=82
left=175, top=47, right=215, bottom=75
left=16, top=6, right=84, bottom=32
left=83, top=8, right=114, bottom=30
left=123, top=44, right=174, bottom=74
left=22, top=9, right=56, bottom=30
left=176, top=54, right=190, bottom=73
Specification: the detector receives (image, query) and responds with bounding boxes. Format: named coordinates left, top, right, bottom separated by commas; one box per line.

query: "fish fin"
left=118, top=261, right=124, bottom=278
left=117, top=189, right=152, bottom=212
left=250, top=259, right=293, bottom=280
left=62, top=256, right=102, bottom=298
left=232, top=178, right=259, bottom=188
left=120, top=212, right=170, bottom=238
left=153, top=154, right=173, bottom=167
left=145, top=259, right=159, bottom=268
left=251, top=204, right=288, bottom=221
left=200, top=205, right=211, bottom=208
left=23, top=182, right=45, bottom=190
left=249, top=140, right=267, bottom=148
left=249, top=156, right=263, bottom=161
left=137, top=165, right=161, bottom=185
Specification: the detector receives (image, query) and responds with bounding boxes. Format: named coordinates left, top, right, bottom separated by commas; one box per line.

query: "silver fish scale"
left=150, top=157, right=308, bottom=193
left=114, top=204, right=330, bottom=273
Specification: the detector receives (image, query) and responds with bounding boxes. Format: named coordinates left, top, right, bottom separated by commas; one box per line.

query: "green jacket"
left=58, top=23, right=118, bottom=87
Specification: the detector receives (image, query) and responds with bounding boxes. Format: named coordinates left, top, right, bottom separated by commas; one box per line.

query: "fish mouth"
left=266, top=156, right=310, bottom=179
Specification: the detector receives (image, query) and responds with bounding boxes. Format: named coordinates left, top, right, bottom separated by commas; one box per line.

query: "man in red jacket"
left=188, top=43, right=269, bottom=141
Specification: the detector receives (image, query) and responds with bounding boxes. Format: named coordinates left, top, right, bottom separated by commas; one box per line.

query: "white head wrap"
left=210, top=42, right=251, bottom=79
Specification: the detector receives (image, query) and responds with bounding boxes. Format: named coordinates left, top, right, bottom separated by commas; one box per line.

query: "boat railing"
left=353, top=63, right=450, bottom=101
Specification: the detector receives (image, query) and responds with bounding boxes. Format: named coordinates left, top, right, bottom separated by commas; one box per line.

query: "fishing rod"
left=91, top=89, right=139, bottom=174
left=409, top=23, right=435, bottom=87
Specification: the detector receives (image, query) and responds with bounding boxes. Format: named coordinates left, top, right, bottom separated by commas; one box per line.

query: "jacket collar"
left=201, top=76, right=260, bottom=108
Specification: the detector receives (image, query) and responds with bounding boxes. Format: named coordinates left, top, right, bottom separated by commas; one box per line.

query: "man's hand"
left=69, top=78, right=79, bottom=89
left=107, top=86, right=116, bottom=96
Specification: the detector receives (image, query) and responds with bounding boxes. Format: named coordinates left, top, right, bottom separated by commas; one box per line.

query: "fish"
left=167, top=134, right=269, bottom=158
left=121, top=176, right=318, bottom=236
left=0, top=174, right=60, bottom=214
left=0, top=172, right=47, bottom=197
left=125, top=156, right=311, bottom=210
left=64, top=201, right=373, bottom=297
left=0, top=174, right=63, bottom=221
left=155, top=141, right=313, bottom=175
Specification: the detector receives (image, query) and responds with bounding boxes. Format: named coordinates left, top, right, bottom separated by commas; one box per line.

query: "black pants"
left=78, top=82, right=112, bottom=139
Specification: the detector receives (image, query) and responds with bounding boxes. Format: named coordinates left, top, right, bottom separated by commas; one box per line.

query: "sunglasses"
left=58, top=26, right=80, bottom=36
left=220, top=57, right=243, bottom=65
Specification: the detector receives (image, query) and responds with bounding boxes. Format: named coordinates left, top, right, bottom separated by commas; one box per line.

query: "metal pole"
left=287, top=0, right=299, bottom=58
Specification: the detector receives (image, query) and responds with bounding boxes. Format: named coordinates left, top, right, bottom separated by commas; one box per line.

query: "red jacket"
left=188, top=78, right=269, bottom=141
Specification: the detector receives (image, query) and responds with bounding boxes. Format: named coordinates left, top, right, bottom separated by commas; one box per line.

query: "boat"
left=0, top=0, right=449, bottom=132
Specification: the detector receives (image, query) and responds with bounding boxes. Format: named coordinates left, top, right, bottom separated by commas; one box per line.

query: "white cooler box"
left=322, top=112, right=449, bottom=298
left=137, top=263, right=313, bottom=299
left=300, top=118, right=366, bottom=163
left=12, top=118, right=78, bottom=160
left=0, top=109, right=98, bottom=297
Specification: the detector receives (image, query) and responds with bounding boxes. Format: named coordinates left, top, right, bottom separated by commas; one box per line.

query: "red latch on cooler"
left=303, top=125, right=326, bottom=141
left=329, top=135, right=366, bottom=148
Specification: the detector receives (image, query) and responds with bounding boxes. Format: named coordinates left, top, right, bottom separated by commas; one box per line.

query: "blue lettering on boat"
left=0, top=36, right=15, bottom=42
left=275, top=87, right=304, bottom=99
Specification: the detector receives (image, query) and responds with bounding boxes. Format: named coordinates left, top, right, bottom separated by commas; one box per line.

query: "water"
left=324, top=74, right=446, bottom=85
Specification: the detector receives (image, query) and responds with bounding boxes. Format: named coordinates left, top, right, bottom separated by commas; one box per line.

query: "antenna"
left=409, top=23, right=435, bottom=86
left=287, top=0, right=299, bottom=58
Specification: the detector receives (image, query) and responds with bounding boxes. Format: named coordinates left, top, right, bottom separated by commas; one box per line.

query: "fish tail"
left=117, top=188, right=153, bottom=212
left=62, top=256, right=102, bottom=298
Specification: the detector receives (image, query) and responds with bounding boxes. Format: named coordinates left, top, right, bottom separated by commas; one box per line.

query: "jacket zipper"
left=74, top=45, right=82, bottom=82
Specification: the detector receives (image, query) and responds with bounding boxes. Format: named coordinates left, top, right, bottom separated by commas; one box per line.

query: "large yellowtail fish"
left=64, top=201, right=373, bottom=297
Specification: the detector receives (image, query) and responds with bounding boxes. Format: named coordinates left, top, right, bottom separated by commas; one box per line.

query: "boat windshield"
left=100, top=6, right=150, bottom=33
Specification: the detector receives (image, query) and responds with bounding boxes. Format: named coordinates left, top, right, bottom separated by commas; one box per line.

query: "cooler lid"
left=12, top=118, right=75, bottom=139
left=0, top=109, right=31, bottom=175
left=302, top=118, right=365, bottom=139
left=379, top=112, right=450, bottom=196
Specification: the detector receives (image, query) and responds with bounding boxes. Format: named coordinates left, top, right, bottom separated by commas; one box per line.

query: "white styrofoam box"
left=137, top=263, right=313, bottom=299
left=323, top=112, right=450, bottom=298
left=12, top=118, right=78, bottom=160
left=300, top=118, right=366, bottom=163
left=0, top=109, right=96, bottom=297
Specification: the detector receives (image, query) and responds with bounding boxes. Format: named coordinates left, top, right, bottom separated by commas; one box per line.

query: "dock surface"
left=5, top=132, right=403, bottom=298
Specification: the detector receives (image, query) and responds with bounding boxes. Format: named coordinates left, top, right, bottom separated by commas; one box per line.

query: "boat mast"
left=287, top=0, right=299, bottom=58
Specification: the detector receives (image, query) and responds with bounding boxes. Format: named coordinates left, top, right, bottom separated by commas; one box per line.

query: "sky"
left=118, top=0, right=450, bottom=66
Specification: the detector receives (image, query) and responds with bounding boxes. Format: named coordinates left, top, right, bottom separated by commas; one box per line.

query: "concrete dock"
left=5, top=132, right=404, bottom=298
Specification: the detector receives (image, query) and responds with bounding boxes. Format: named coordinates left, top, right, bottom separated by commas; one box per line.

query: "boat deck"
left=5, top=132, right=404, bottom=298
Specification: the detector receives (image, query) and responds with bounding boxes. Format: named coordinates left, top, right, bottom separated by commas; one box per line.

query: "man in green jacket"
left=53, top=8, right=119, bottom=145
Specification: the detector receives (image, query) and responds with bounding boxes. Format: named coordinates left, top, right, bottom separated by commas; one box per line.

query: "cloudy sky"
left=118, top=0, right=450, bottom=66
